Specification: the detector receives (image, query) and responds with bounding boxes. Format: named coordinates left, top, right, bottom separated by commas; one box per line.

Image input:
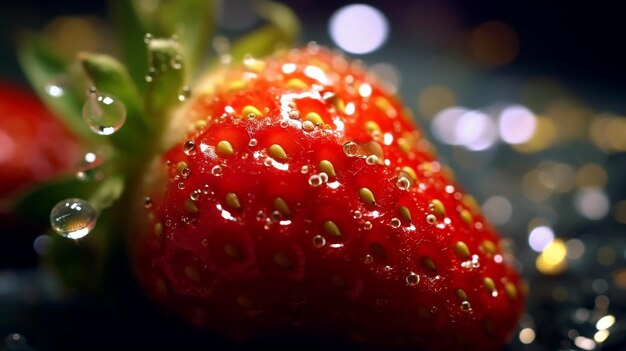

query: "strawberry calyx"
left=13, top=0, right=299, bottom=291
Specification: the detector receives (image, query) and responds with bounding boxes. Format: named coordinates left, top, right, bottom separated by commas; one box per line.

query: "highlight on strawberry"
left=13, top=1, right=525, bottom=349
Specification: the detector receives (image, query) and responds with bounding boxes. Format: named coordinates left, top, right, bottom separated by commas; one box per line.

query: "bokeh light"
left=329, top=4, right=389, bottom=55
left=575, top=187, right=610, bottom=220
left=528, top=226, right=555, bottom=252
left=536, top=239, right=567, bottom=275
left=499, top=105, right=536, bottom=144
left=482, top=196, right=513, bottom=225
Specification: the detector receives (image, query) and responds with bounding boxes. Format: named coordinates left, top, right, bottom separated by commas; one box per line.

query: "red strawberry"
left=132, top=45, right=524, bottom=350
left=0, top=80, right=80, bottom=199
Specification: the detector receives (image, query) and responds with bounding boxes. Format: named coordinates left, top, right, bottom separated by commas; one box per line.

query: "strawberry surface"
left=132, top=45, right=524, bottom=350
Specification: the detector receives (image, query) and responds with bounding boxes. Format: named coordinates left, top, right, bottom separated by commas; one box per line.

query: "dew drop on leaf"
left=82, top=90, right=127, bottom=135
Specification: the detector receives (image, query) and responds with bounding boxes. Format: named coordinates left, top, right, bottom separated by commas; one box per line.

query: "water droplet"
left=211, top=165, right=223, bottom=176
left=390, top=217, right=401, bottom=228
left=431, top=306, right=438, bottom=314
left=343, top=141, right=359, bottom=157
left=280, top=120, right=289, bottom=128
left=300, top=165, right=309, bottom=174
left=178, top=85, right=191, bottom=101
left=460, top=300, right=472, bottom=312
left=396, top=177, right=410, bottom=190
left=171, top=54, right=183, bottom=70
left=144, top=33, right=153, bottom=44
left=144, top=196, right=153, bottom=208
left=405, top=272, right=420, bottom=286
left=248, top=138, right=258, bottom=147
left=177, top=182, right=185, bottom=190
left=45, top=83, right=64, bottom=97
left=364, top=254, right=373, bottom=264
left=313, top=235, right=326, bottom=248
left=426, top=214, right=437, bottom=224
left=181, top=167, right=191, bottom=179
left=366, top=155, right=378, bottom=165
left=263, top=157, right=273, bottom=166
left=183, top=140, right=197, bottom=155
left=353, top=210, right=362, bottom=219
left=363, top=221, right=373, bottom=230
left=50, top=198, right=97, bottom=239
left=145, top=67, right=156, bottom=82
left=308, top=174, right=322, bottom=187
left=318, top=172, right=329, bottom=183
left=256, top=210, right=266, bottom=221
left=82, top=91, right=127, bottom=135
left=190, top=190, right=202, bottom=201
left=302, top=120, right=315, bottom=131
left=289, top=110, right=300, bottom=119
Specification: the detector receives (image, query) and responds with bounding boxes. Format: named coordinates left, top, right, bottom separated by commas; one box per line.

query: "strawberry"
left=0, top=80, right=80, bottom=199
left=131, top=45, right=525, bottom=350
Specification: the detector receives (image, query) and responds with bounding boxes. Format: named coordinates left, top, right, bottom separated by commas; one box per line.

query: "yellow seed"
left=241, top=105, right=262, bottom=118
left=228, top=80, right=247, bottom=92
left=154, top=222, right=163, bottom=237
left=400, top=166, right=417, bottom=184
left=460, top=209, right=473, bottom=225
left=225, top=192, right=241, bottom=209
left=323, top=220, right=341, bottom=237
left=194, top=120, right=207, bottom=130
left=364, top=121, right=381, bottom=135
left=176, top=161, right=188, bottom=172
left=462, top=194, right=480, bottom=213
left=332, top=97, right=346, bottom=113
left=185, top=264, right=201, bottom=283
left=456, top=288, right=468, bottom=301
left=374, top=96, right=392, bottom=112
left=454, top=241, right=470, bottom=258
left=183, top=199, right=199, bottom=213
left=483, top=277, right=496, bottom=293
left=421, top=257, right=437, bottom=271
left=318, top=160, right=336, bottom=177
left=505, top=282, right=518, bottom=300
left=430, top=199, right=446, bottom=216
left=273, top=197, right=292, bottom=215
left=274, top=252, right=293, bottom=269
left=397, top=137, right=411, bottom=154
left=399, top=206, right=412, bottom=222
left=305, top=112, right=324, bottom=125
left=216, top=140, right=234, bottom=157
left=358, top=187, right=376, bottom=205
left=287, top=78, right=308, bottom=89
left=237, top=294, right=253, bottom=308
left=268, top=144, right=288, bottom=161
left=223, top=243, right=241, bottom=259
left=482, top=240, right=497, bottom=255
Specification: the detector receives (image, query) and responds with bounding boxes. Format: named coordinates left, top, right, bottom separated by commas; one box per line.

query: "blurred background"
left=1, top=0, right=625, bottom=350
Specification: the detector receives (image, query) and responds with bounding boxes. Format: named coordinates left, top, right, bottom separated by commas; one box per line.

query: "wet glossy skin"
left=133, top=45, right=524, bottom=350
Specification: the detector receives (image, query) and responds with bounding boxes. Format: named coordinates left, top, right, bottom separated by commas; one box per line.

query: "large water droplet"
left=50, top=198, right=97, bottom=239
left=82, top=90, right=126, bottom=135
left=396, top=176, right=410, bottom=190
left=183, top=140, right=197, bottom=155
left=308, top=174, right=322, bottom=187
left=405, top=272, right=420, bottom=286
left=460, top=300, right=472, bottom=312
left=343, top=141, right=359, bottom=157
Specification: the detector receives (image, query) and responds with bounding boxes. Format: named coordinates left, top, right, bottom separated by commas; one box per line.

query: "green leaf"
left=80, top=52, right=150, bottom=152
left=229, top=1, right=301, bottom=61
left=16, top=33, right=97, bottom=143
left=13, top=176, right=96, bottom=225
left=88, top=174, right=125, bottom=212
left=145, top=39, right=185, bottom=124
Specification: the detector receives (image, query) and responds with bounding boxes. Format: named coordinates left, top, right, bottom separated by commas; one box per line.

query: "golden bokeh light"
left=536, top=239, right=567, bottom=275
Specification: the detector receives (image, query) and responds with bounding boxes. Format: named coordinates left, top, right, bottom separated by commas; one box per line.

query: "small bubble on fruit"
left=289, top=110, right=300, bottom=119
left=300, top=165, right=309, bottom=174
left=183, top=140, right=197, bottom=155
left=353, top=210, right=362, bottom=219
left=248, top=138, right=258, bottom=147
left=256, top=211, right=265, bottom=221
left=177, top=182, right=185, bottom=190
left=363, top=221, right=373, bottom=230
left=190, top=190, right=201, bottom=201
left=144, top=196, right=153, bottom=208
left=364, top=254, right=373, bottom=264
left=405, top=272, right=420, bottom=286
left=181, top=168, right=191, bottom=178
left=312, top=235, right=326, bottom=248
left=426, top=214, right=437, bottom=224
left=211, top=165, right=223, bottom=176
left=366, top=155, right=378, bottom=165
left=460, top=301, right=472, bottom=312
left=264, top=157, right=273, bottom=166
left=280, top=120, right=289, bottom=128
left=396, top=177, right=410, bottom=190
left=302, top=120, right=315, bottom=131
left=82, top=91, right=127, bottom=135
left=319, top=172, right=329, bottom=183
left=178, top=85, right=191, bottom=101
left=308, top=174, right=322, bottom=187
left=390, top=217, right=401, bottom=228
left=343, top=141, right=359, bottom=157
left=50, top=198, right=97, bottom=239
